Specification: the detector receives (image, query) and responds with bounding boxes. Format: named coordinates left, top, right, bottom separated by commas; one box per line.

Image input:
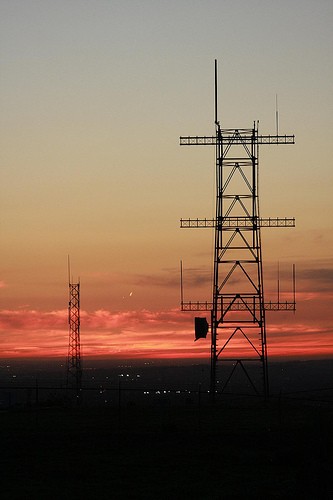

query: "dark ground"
left=1, top=359, right=333, bottom=498
left=1, top=399, right=333, bottom=499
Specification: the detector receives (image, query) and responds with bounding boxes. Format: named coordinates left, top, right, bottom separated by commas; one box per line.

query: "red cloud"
left=0, top=309, right=68, bottom=330
left=0, top=296, right=332, bottom=359
left=0, top=307, right=201, bottom=358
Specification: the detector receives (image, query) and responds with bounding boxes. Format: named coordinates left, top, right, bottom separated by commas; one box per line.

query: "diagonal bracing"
left=179, top=60, right=296, bottom=400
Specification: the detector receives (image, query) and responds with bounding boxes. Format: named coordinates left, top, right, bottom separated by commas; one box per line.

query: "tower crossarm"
left=181, top=301, right=295, bottom=311
left=180, top=134, right=295, bottom=146
left=180, top=217, right=295, bottom=228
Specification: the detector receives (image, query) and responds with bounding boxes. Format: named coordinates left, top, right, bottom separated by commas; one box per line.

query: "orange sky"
left=1, top=267, right=332, bottom=359
left=1, top=2, right=333, bottom=361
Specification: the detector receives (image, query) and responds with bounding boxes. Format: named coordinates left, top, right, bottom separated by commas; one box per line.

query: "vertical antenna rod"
left=180, top=260, right=184, bottom=309
left=293, top=264, right=296, bottom=312
left=277, top=261, right=280, bottom=305
left=68, top=255, right=71, bottom=285
left=276, top=94, right=279, bottom=136
left=215, top=59, right=218, bottom=125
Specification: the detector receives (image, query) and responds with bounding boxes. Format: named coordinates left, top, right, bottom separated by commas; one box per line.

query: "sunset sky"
left=1, top=1, right=332, bottom=360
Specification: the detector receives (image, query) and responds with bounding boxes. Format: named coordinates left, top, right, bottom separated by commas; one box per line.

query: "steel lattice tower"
left=66, top=278, right=82, bottom=404
left=180, top=61, right=295, bottom=400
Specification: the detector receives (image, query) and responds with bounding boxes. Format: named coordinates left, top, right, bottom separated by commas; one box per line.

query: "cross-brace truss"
left=66, top=282, right=82, bottom=404
left=179, top=80, right=295, bottom=399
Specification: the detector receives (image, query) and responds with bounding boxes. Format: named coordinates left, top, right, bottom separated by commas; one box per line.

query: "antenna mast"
left=179, top=61, right=296, bottom=401
left=215, top=59, right=218, bottom=125
left=276, top=94, right=279, bottom=135
left=180, top=260, right=184, bottom=309
left=66, top=259, right=82, bottom=405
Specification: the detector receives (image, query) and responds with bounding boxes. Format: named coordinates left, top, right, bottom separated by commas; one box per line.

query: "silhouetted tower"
left=180, top=61, right=296, bottom=400
left=66, top=267, right=82, bottom=404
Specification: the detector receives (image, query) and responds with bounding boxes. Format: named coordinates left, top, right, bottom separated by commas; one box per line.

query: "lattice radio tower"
left=66, top=258, right=82, bottom=404
left=180, top=61, right=296, bottom=400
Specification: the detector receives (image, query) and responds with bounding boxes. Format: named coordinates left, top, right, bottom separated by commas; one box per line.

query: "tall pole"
left=215, top=59, right=218, bottom=126
left=211, top=59, right=220, bottom=399
left=180, top=260, right=184, bottom=308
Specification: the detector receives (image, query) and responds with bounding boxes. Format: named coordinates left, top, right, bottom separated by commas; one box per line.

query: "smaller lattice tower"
left=66, top=259, right=82, bottom=404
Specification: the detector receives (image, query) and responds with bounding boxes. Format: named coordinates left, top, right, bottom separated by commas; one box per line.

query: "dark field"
left=1, top=400, right=333, bottom=499
left=0, top=402, right=333, bottom=499
left=1, top=359, right=333, bottom=498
